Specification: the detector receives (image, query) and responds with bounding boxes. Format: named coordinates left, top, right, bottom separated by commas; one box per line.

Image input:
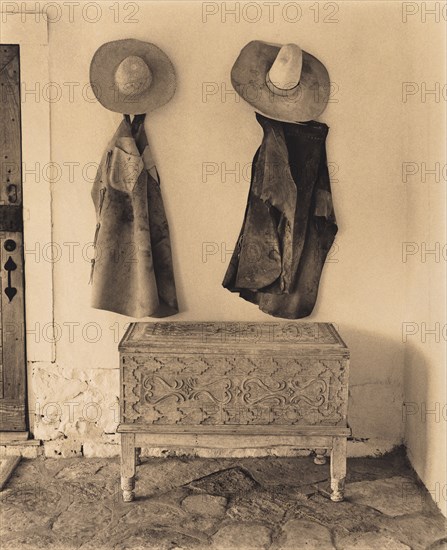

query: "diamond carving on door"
left=0, top=44, right=27, bottom=434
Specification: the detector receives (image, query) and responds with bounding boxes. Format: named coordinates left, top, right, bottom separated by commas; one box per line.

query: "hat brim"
left=231, top=41, right=330, bottom=122
left=90, top=39, right=176, bottom=114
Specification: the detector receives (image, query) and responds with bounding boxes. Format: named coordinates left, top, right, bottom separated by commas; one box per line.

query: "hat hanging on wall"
left=88, top=39, right=178, bottom=318
left=231, top=40, right=330, bottom=122
left=90, top=38, right=176, bottom=114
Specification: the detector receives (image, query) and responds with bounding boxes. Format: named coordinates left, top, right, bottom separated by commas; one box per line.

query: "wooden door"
left=0, top=44, right=27, bottom=434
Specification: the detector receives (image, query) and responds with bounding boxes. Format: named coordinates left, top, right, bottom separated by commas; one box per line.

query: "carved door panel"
left=0, top=44, right=27, bottom=433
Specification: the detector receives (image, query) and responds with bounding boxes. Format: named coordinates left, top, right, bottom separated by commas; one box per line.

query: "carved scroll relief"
left=121, top=354, right=348, bottom=426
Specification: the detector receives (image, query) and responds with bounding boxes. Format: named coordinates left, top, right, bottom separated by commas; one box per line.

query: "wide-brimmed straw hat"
left=90, top=39, right=176, bottom=114
left=231, top=41, right=330, bottom=122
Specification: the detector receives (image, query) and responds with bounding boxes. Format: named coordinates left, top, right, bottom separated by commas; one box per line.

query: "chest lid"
left=119, top=322, right=349, bottom=356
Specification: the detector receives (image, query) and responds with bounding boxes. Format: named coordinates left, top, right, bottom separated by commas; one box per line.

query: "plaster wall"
left=401, top=12, right=446, bottom=517
left=2, top=2, right=442, bottom=469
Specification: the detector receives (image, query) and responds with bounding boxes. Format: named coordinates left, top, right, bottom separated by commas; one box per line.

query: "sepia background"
left=1, top=0, right=445, bottom=515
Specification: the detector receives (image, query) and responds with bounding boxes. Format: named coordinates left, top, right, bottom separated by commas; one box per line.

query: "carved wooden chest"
left=118, top=321, right=350, bottom=502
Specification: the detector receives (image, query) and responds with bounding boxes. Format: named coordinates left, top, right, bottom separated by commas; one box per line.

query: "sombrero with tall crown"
left=231, top=40, right=330, bottom=122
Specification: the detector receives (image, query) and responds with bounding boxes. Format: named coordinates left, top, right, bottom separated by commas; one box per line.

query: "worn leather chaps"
left=90, top=114, right=178, bottom=318
left=223, top=113, right=337, bottom=319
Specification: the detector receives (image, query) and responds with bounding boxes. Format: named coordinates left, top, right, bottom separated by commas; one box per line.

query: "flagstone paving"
left=0, top=450, right=445, bottom=549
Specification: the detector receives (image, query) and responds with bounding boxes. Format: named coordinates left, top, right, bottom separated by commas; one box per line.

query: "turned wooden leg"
left=313, top=449, right=327, bottom=465
left=121, top=433, right=136, bottom=502
left=135, top=447, right=142, bottom=466
left=330, top=437, right=347, bottom=502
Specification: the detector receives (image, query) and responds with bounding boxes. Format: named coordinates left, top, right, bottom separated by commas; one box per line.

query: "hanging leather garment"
left=90, top=114, right=178, bottom=318
left=223, top=113, right=337, bottom=319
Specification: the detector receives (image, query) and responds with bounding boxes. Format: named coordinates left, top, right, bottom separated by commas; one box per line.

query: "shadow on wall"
left=341, top=326, right=405, bottom=455
left=403, top=340, right=445, bottom=489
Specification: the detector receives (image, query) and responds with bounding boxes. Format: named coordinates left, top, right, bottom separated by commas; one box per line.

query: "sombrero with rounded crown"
left=90, top=38, right=176, bottom=114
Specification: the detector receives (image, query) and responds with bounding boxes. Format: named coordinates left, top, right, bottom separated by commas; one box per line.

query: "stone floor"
left=0, top=449, right=445, bottom=549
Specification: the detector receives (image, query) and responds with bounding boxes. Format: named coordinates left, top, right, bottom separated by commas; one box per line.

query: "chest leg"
left=121, top=433, right=136, bottom=502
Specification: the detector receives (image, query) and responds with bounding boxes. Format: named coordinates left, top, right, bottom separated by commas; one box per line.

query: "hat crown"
left=267, top=43, right=303, bottom=90
left=114, top=55, right=153, bottom=96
